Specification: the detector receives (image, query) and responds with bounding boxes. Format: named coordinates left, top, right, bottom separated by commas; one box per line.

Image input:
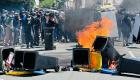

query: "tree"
left=39, top=0, right=67, bottom=9
left=57, top=0, right=67, bottom=9
left=40, top=0, right=55, bottom=8
left=24, top=0, right=35, bottom=10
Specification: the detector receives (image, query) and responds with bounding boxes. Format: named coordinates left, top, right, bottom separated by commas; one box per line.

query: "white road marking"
left=128, top=51, right=136, bottom=58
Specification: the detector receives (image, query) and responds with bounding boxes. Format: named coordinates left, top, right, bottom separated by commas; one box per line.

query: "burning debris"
left=72, top=11, right=140, bottom=75
left=76, top=17, right=113, bottom=49
left=72, top=17, right=115, bottom=70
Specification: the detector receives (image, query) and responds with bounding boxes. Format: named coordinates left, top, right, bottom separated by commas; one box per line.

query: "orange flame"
left=77, top=17, right=113, bottom=50
left=76, top=17, right=113, bottom=69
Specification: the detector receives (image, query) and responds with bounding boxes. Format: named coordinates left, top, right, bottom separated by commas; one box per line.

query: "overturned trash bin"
left=72, top=48, right=90, bottom=71
left=93, top=36, right=140, bottom=75
left=0, top=47, right=14, bottom=72
left=14, top=50, right=59, bottom=72
left=117, top=57, right=140, bottom=75
left=72, top=48, right=90, bottom=66
left=44, top=27, right=55, bottom=50
left=93, top=36, right=108, bottom=51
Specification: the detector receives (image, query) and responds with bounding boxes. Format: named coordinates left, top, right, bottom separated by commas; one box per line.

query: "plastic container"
left=89, top=51, right=102, bottom=70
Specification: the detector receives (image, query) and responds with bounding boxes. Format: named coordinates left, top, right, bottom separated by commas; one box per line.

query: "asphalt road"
left=0, top=42, right=140, bottom=80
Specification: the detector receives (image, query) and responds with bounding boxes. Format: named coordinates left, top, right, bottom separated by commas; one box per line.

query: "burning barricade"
left=72, top=16, right=140, bottom=75
left=72, top=17, right=116, bottom=71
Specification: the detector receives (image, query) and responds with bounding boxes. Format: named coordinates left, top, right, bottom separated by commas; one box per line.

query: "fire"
left=77, top=17, right=113, bottom=50
left=76, top=17, right=113, bottom=69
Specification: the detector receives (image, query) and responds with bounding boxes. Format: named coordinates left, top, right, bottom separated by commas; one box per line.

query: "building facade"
left=65, top=0, right=123, bottom=10
left=102, top=0, right=123, bottom=5
left=65, top=0, right=98, bottom=9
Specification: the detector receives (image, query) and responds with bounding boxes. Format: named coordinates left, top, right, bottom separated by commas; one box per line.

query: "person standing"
left=121, top=14, right=132, bottom=46
left=13, top=13, right=20, bottom=45
left=44, top=13, right=57, bottom=50
left=4, top=13, right=13, bottom=46
left=1, top=10, right=7, bottom=44
left=58, top=11, right=65, bottom=42
left=41, top=13, right=47, bottom=42
left=20, top=12, right=27, bottom=44
left=33, top=12, right=41, bottom=46
left=25, top=14, right=34, bottom=48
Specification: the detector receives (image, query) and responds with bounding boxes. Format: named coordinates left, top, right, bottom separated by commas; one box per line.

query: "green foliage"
left=30, top=0, right=35, bottom=8
left=40, top=0, right=55, bottom=8
left=57, top=0, right=67, bottom=9
left=24, top=0, right=35, bottom=9
left=39, top=0, right=67, bottom=9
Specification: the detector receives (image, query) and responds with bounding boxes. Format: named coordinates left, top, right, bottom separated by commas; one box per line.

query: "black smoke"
left=120, top=0, right=140, bottom=14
